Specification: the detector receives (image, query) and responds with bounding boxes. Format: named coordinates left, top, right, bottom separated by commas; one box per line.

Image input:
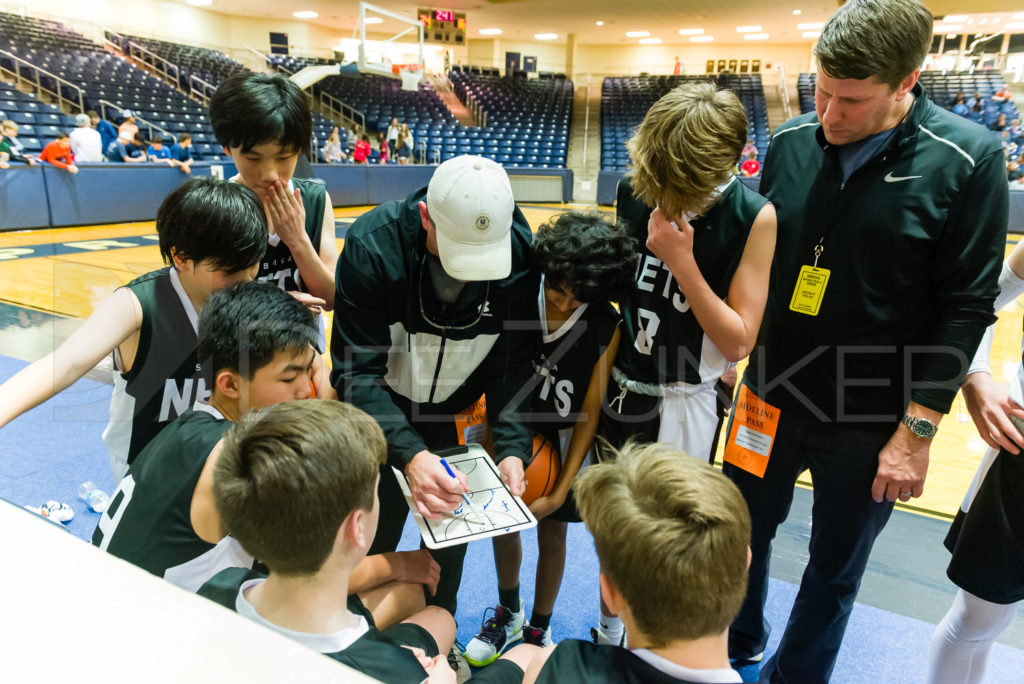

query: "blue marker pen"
left=440, top=458, right=482, bottom=520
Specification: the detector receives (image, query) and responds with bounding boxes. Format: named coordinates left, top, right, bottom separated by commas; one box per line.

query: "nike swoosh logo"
left=884, top=172, right=923, bottom=183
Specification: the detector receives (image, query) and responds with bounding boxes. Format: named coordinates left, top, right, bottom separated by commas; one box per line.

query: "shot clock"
left=417, top=7, right=467, bottom=44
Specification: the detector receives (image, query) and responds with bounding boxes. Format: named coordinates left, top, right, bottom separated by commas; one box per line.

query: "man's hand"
left=264, top=179, right=307, bottom=249
left=405, top=450, right=468, bottom=520
left=67, top=164, right=79, bottom=174
left=871, top=422, right=932, bottom=504
left=646, top=207, right=696, bottom=268
left=962, top=371, right=1024, bottom=454
left=388, top=549, right=441, bottom=596
left=498, top=456, right=526, bottom=497
left=286, top=290, right=326, bottom=315
left=528, top=491, right=566, bottom=520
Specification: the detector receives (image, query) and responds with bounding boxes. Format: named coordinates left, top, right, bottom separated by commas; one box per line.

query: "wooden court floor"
left=0, top=204, right=1018, bottom=521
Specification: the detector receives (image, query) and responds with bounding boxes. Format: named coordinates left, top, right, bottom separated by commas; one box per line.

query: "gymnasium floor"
left=1, top=204, right=1022, bottom=682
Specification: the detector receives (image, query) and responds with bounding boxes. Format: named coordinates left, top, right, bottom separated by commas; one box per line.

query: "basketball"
left=522, top=433, right=561, bottom=505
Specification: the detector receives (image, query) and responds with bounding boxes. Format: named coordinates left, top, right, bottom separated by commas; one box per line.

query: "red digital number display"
left=434, top=9, right=454, bottom=22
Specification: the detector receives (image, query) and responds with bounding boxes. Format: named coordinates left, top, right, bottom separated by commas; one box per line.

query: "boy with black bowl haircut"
left=209, top=72, right=338, bottom=312
left=0, top=177, right=266, bottom=478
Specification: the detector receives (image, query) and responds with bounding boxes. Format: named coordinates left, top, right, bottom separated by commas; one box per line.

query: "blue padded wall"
left=0, top=166, right=51, bottom=229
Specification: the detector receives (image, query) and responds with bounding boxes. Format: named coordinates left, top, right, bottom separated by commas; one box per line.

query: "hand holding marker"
left=440, top=458, right=484, bottom=523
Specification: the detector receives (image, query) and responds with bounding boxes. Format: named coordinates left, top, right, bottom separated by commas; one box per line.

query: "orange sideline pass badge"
left=724, top=385, right=780, bottom=478
left=454, top=395, right=493, bottom=451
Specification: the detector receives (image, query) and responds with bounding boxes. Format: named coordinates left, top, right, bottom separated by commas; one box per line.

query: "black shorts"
left=469, top=659, right=525, bottom=684
left=546, top=484, right=581, bottom=523
left=381, top=622, right=439, bottom=657
left=945, top=447, right=1024, bottom=604
left=597, top=384, right=661, bottom=453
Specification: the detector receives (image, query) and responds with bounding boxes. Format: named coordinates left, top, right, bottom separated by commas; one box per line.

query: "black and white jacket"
left=331, top=186, right=538, bottom=465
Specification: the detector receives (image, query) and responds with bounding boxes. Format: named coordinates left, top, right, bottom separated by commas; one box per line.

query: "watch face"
left=912, top=420, right=935, bottom=438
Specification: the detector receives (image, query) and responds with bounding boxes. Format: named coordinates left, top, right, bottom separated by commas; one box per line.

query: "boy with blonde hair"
left=595, top=79, right=775, bottom=646
left=524, top=442, right=751, bottom=683
left=200, top=400, right=540, bottom=683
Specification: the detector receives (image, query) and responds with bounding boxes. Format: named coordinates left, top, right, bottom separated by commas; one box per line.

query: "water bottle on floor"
left=78, top=482, right=110, bottom=513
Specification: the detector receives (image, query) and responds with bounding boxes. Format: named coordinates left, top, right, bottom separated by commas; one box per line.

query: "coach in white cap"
left=331, top=155, right=537, bottom=617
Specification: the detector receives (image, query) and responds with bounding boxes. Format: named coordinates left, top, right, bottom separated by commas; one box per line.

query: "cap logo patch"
left=473, top=212, right=492, bottom=233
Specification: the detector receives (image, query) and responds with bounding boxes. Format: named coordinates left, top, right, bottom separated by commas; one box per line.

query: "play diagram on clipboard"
left=393, top=444, right=537, bottom=549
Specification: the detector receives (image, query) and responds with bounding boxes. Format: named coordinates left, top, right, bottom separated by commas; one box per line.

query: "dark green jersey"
left=532, top=285, right=620, bottom=446
left=615, top=176, right=768, bottom=386
left=93, top=406, right=253, bottom=592
left=535, top=640, right=738, bottom=684
left=102, top=267, right=210, bottom=478
left=256, top=177, right=326, bottom=294
left=199, top=568, right=431, bottom=684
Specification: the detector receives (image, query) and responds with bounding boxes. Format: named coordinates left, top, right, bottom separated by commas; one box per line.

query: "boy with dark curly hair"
left=464, top=211, right=637, bottom=665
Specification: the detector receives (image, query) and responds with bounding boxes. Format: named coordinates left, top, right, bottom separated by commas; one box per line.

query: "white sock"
left=925, top=589, right=1017, bottom=684
left=599, top=614, right=624, bottom=640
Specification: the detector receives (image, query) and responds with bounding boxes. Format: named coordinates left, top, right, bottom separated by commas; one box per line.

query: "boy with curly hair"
left=464, top=211, right=637, bottom=665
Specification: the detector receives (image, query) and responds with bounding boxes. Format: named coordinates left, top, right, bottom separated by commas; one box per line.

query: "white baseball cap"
left=426, top=155, right=514, bottom=281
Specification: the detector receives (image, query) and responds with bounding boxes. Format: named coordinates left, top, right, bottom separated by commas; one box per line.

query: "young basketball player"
left=464, top=212, right=636, bottom=665
left=94, top=283, right=436, bottom=628
left=199, top=400, right=542, bottom=684
left=209, top=72, right=337, bottom=313
left=593, top=81, right=776, bottom=646
left=926, top=239, right=1024, bottom=684
left=522, top=442, right=750, bottom=684
left=0, top=177, right=266, bottom=479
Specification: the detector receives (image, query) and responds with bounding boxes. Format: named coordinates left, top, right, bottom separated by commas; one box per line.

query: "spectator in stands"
left=742, top=138, right=758, bottom=159
left=386, top=117, right=400, bottom=155
left=148, top=137, right=172, bottom=162
left=106, top=132, right=147, bottom=163
left=376, top=132, right=389, bottom=164
left=90, top=110, right=118, bottom=154
left=1002, top=130, right=1019, bottom=159
left=0, top=121, right=36, bottom=166
left=993, top=83, right=1013, bottom=104
left=990, top=113, right=1008, bottom=132
left=741, top=152, right=761, bottom=178
left=1008, top=156, right=1022, bottom=183
left=169, top=133, right=198, bottom=173
left=674, top=56, right=682, bottom=75
left=952, top=94, right=969, bottom=117
left=1011, top=117, right=1023, bottom=140
left=69, top=113, right=103, bottom=163
left=353, top=133, right=370, bottom=164
left=118, top=109, right=139, bottom=144
left=37, top=131, right=78, bottom=175
left=346, top=125, right=358, bottom=148
left=395, top=123, right=414, bottom=164
left=321, top=127, right=346, bottom=163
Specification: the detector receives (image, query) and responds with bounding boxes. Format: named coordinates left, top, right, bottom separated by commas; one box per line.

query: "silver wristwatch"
left=901, top=414, right=937, bottom=439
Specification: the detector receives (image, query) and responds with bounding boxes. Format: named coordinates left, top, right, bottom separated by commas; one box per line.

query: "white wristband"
left=967, top=325, right=995, bottom=376
left=994, top=261, right=1024, bottom=313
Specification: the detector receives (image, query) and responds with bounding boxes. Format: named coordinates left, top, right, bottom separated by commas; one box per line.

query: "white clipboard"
left=392, top=444, right=537, bottom=549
